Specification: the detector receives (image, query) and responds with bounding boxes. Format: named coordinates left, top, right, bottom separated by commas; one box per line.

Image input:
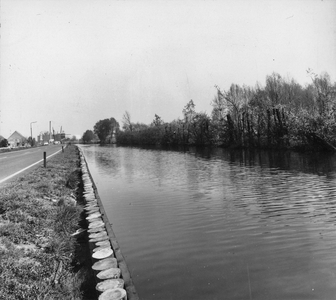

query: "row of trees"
left=82, top=117, right=119, bottom=144
left=83, top=70, right=336, bottom=151
left=116, top=71, right=336, bottom=151
left=210, top=70, right=336, bottom=151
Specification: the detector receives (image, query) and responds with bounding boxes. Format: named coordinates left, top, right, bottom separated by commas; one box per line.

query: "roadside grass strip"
left=0, top=145, right=97, bottom=299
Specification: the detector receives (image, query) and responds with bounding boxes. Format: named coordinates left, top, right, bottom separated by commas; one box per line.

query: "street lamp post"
left=30, top=121, right=37, bottom=146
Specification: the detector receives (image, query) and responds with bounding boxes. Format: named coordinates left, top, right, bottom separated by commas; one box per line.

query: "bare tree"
left=122, top=110, right=133, bottom=131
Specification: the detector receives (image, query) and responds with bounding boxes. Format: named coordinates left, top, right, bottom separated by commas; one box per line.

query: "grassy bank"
left=0, top=145, right=96, bottom=299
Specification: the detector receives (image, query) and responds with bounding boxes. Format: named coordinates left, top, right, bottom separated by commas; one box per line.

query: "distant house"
left=7, top=131, right=27, bottom=147
left=0, top=135, right=4, bottom=142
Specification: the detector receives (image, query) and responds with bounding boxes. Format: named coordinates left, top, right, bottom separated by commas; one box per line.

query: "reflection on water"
left=80, top=145, right=336, bottom=300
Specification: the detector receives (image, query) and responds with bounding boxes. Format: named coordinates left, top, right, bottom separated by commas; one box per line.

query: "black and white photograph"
left=1, top=0, right=336, bottom=299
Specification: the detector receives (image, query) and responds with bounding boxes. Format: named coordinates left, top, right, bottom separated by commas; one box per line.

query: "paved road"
left=0, top=145, right=63, bottom=185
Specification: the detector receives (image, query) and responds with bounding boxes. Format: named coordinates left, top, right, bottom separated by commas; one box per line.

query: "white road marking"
left=0, top=149, right=62, bottom=184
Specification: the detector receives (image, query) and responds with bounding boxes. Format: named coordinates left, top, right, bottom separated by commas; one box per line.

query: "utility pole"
left=30, top=121, right=37, bottom=146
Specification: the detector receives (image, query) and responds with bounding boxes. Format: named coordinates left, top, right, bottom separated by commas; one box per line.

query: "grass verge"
left=0, top=145, right=96, bottom=300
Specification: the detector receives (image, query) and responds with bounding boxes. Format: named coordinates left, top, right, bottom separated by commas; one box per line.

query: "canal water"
left=80, top=145, right=336, bottom=300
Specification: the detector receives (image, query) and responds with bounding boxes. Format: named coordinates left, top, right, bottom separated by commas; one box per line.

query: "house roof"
left=0, top=135, right=4, bottom=141
left=7, top=131, right=26, bottom=141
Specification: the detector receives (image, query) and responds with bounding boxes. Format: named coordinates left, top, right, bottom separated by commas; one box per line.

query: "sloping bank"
left=0, top=145, right=95, bottom=299
left=78, top=147, right=139, bottom=300
left=0, top=145, right=138, bottom=300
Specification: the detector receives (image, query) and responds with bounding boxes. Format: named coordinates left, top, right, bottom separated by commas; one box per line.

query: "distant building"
left=37, top=132, right=50, bottom=144
left=54, top=132, right=66, bottom=142
left=37, top=132, right=66, bottom=144
left=0, top=135, right=4, bottom=142
left=7, top=131, right=27, bottom=147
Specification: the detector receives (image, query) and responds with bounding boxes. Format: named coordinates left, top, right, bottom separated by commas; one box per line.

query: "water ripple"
left=80, top=145, right=336, bottom=300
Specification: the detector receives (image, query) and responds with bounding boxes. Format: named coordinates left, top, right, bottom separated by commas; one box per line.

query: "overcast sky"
left=1, top=0, right=335, bottom=139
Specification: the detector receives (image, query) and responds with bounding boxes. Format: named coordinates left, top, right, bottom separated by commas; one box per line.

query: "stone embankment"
left=78, top=149, right=139, bottom=300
